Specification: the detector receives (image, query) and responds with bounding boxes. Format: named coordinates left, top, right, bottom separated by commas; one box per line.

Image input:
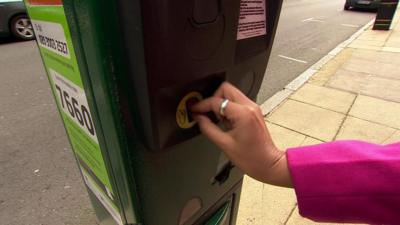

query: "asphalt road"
left=257, top=0, right=376, bottom=103
left=0, top=1, right=376, bottom=224
left=0, top=38, right=97, bottom=225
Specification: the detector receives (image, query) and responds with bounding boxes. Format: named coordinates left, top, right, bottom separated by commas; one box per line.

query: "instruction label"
left=237, top=0, right=267, bottom=40
left=32, top=20, right=70, bottom=58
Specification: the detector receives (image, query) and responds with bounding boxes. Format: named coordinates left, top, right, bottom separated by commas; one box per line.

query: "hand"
left=191, top=82, right=292, bottom=187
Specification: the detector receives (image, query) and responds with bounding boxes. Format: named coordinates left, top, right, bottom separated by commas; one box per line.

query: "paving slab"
left=361, top=76, right=400, bottom=103
left=357, top=31, right=390, bottom=42
left=350, top=39, right=386, bottom=47
left=387, top=30, right=400, bottom=42
left=357, top=30, right=391, bottom=41
left=342, top=58, right=400, bottom=80
left=336, top=116, right=396, bottom=144
left=266, top=123, right=306, bottom=151
left=285, top=207, right=364, bottom=225
left=290, top=84, right=356, bottom=113
left=262, top=184, right=297, bottom=224
left=389, top=30, right=400, bottom=36
left=237, top=176, right=298, bottom=225
left=395, top=22, right=400, bottom=31
left=327, top=69, right=367, bottom=94
left=308, top=70, right=335, bottom=86
left=385, top=41, right=400, bottom=48
left=348, top=44, right=382, bottom=51
left=301, top=137, right=324, bottom=146
left=267, top=100, right=345, bottom=142
left=351, top=49, right=400, bottom=64
left=384, top=130, right=400, bottom=144
left=349, top=95, right=400, bottom=129
left=327, top=69, right=400, bottom=103
left=382, top=46, right=400, bottom=52
left=237, top=176, right=265, bottom=225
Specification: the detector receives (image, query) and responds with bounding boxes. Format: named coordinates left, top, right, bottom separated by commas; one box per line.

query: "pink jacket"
left=286, top=141, right=400, bottom=224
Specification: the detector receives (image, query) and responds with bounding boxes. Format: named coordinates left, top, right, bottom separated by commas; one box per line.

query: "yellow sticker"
left=176, top=92, right=203, bottom=129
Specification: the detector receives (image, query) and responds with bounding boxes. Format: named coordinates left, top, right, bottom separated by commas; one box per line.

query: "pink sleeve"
left=286, top=140, right=400, bottom=224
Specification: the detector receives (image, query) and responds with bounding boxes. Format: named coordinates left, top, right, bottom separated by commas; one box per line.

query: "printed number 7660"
left=54, top=84, right=95, bottom=136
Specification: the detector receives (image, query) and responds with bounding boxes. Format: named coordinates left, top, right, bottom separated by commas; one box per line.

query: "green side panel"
left=205, top=201, right=231, bottom=225
left=24, top=2, right=125, bottom=225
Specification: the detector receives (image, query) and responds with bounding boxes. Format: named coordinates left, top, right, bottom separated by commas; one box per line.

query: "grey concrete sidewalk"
left=236, top=9, right=400, bottom=225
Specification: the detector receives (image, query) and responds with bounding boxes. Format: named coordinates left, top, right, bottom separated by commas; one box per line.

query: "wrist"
left=264, top=149, right=293, bottom=188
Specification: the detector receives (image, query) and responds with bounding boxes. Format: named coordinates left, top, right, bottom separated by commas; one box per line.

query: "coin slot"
left=176, top=92, right=203, bottom=129
left=186, top=97, right=200, bottom=123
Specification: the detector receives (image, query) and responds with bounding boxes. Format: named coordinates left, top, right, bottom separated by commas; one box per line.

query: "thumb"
left=193, top=114, right=233, bottom=150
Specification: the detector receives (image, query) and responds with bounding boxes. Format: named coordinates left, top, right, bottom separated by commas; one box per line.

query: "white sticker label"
left=31, top=20, right=70, bottom=58
left=237, top=0, right=267, bottom=40
left=49, top=69, right=98, bottom=143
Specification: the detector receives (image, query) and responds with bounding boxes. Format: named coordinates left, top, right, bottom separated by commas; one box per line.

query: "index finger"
left=214, top=82, right=256, bottom=106
left=190, top=96, right=243, bottom=122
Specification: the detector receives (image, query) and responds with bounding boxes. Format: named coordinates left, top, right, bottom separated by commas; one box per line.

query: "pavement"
left=237, top=8, right=400, bottom=225
left=257, top=0, right=375, bottom=103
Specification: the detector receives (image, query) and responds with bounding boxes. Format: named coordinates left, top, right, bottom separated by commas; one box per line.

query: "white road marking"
left=341, top=23, right=360, bottom=28
left=302, top=17, right=325, bottom=23
left=311, top=19, right=325, bottom=23
left=278, top=55, right=308, bottom=64
left=302, top=17, right=314, bottom=22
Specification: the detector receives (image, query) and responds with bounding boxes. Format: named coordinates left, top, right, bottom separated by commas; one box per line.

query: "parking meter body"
left=23, top=0, right=283, bottom=224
